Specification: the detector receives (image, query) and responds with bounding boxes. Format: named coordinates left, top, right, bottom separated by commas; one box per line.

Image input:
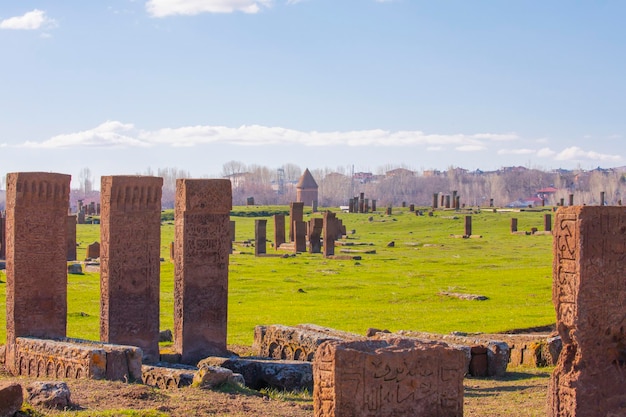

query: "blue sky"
left=1, top=0, right=625, bottom=186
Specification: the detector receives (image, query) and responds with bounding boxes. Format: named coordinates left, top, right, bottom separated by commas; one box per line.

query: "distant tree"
left=77, top=167, right=94, bottom=195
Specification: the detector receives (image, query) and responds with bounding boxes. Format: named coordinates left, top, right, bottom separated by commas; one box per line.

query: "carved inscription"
left=174, top=179, right=232, bottom=364
left=549, top=207, right=626, bottom=417
left=100, top=176, right=163, bottom=363
left=313, top=339, right=464, bottom=417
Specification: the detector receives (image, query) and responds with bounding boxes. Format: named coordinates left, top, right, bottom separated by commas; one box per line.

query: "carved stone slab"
left=100, top=176, right=163, bottom=363
left=548, top=206, right=626, bottom=417
left=7, top=337, right=142, bottom=382
left=174, top=179, right=232, bottom=364
left=313, top=338, right=465, bottom=417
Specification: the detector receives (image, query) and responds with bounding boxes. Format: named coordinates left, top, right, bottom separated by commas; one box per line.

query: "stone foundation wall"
left=6, top=337, right=142, bottom=382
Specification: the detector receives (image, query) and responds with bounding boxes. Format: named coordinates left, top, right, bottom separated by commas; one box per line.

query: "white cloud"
left=23, top=121, right=150, bottom=149
left=554, top=146, right=621, bottom=162
left=537, top=147, right=556, bottom=158
left=455, top=145, right=487, bottom=152
left=497, top=148, right=535, bottom=155
left=427, top=146, right=444, bottom=151
left=0, top=9, right=57, bottom=30
left=20, top=121, right=518, bottom=151
left=146, top=0, right=272, bottom=17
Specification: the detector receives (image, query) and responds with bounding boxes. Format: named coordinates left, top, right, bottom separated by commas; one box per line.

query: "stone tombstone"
left=348, top=198, right=354, bottom=213
left=569, top=194, right=574, bottom=206
left=433, top=193, right=439, bottom=209
left=89, top=201, right=96, bottom=215
left=169, top=241, right=175, bottom=261
left=0, top=214, right=5, bottom=259
left=600, top=191, right=606, bottom=206
left=544, top=213, right=552, bottom=232
left=246, top=196, right=255, bottom=206
left=560, top=198, right=565, bottom=207
left=100, top=175, right=163, bottom=363
left=409, top=204, right=415, bottom=212
left=312, top=200, right=318, bottom=213
left=371, top=199, right=376, bottom=212
left=289, top=202, right=304, bottom=242
left=548, top=206, right=626, bottom=417
left=363, top=198, right=369, bottom=213
left=386, top=206, right=392, bottom=216
left=86, top=241, right=100, bottom=259
left=309, top=218, right=323, bottom=253
left=66, top=215, right=77, bottom=261
left=323, top=211, right=336, bottom=257
left=77, top=199, right=84, bottom=213
left=489, top=198, right=494, bottom=208
left=464, top=216, right=472, bottom=236
left=294, top=220, right=307, bottom=253
left=5, top=172, right=71, bottom=349
left=255, top=219, right=267, bottom=256
left=456, top=196, right=461, bottom=210
left=273, top=214, right=285, bottom=249
left=511, top=218, right=518, bottom=233
left=313, top=338, right=465, bottom=417
left=451, top=191, right=457, bottom=208
left=359, top=198, right=365, bottom=214
left=77, top=209, right=85, bottom=225
left=174, top=179, right=232, bottom=364
left=445, top=195, right=451, bottom=209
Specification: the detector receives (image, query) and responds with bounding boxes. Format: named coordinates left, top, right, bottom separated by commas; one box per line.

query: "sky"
left=1, top=0, right=625, bottom=188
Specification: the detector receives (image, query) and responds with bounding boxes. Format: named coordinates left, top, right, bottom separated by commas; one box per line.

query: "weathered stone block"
left=313, top=338, right=465, bottom=417
left=142, top=363, right=196, bottom=389
left=253, top=324, right=364, bottom=362
left=548, top=206, right=626, bottom=417
left=200, top=356, right=313, bottom=391
left=6, top=337, right=142, bottom=382
left=0, top=382, right=23, bottom=417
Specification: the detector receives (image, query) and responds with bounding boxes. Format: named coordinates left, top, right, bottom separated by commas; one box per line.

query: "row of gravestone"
left=3, top=172, right=231, bottom=372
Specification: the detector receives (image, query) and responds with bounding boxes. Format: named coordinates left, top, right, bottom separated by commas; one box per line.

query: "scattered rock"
left=366, top=328, right=391, bottom=337
left=193, top=365, right=234, bottom=389
left=386, top=241, right=395, bottom=247
left=67, top=263, right=83, bottom=274
left=0, top=382, right=23, bottom=417
left=159, top=329, right=173, bottom=343
left=200, top=357, right=313, bottom=391
left=439, top=292, right=489, bottom=301
left=26, top=381, right=71, bottom=409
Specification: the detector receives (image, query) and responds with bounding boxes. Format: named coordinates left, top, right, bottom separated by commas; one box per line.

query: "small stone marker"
left=313, top=338, right=465, bottom=417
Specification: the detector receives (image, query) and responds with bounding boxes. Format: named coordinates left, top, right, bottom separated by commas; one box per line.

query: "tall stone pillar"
left=510, top=218, right=518, bottom=233
left=309, top=218, right=323, bottom=253
left=600, top=191, right=605, bottom=206
left=544, top=213, right=552, bottom=232
left=289, top=202, right=304, bottom=242
left=294, top=220, right=307, bottom=253
left=100, top=176, right=163, bottom=363
left=255, top=219, right=267, bottom=256
left=0, top=213, right=5, bottom=259
left=5, top=172, right=70, bottom=347
left=66, top=215, right=77, bottom=261
left=323, top=211, right=336, bottom=257
left=274, top=214, right=285, bottom=249
left=548, top=207, right=626, bottom=416
left=432, top=193, right=438, bottom=209
left=371, top=199, right=377, bottom=212
left=174, top=179, right=232, bottom=364
left=569, top=194, right=574, bottom=206
left=464, top=216, right=472, bottom=236
left=445, top=195, right=451, bottom=209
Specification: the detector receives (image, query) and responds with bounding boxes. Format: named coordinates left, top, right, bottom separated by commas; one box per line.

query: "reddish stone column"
left=544, top=213, right=552, bottom=232
left=464, top=215, right=472, bottom=236
left=174, top=179, right=231, bottom=364
left=432, top=193, right=439, bottom=209
left=255, top=219, right=267, bottom=256
left=100, top=176, right=163, bottom=363
left=323, top=211, right=336, bottom=257
left=5, top=172, right=71, bottom=346
left=289, top=202, right=304, bottom=242
left=0, top=213, right=5, bottom=259
left=274, top=214, right=285, bottom=249
left=294, top=220, right=306, bottom=253
left=548, top=207, right=626, bottom=416
left=510, top=218, right=518, bottom=233
left=309, top=218, right=323, bottom=253
left=67, top=215, right=77, bottom=261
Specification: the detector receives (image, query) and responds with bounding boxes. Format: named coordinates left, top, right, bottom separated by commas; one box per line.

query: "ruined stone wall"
left=548, top=206, right=626, bottom=416
left=5, top=172, right=70, bottom=346
left=174, top=179, right=231, bottom=364
left=100, top=176, right=163, bottom=363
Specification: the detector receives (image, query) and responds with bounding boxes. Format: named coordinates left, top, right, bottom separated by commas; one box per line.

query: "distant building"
left=296, top=168, right=319, bottom=206
left=385, top=168, right=415, bottom=177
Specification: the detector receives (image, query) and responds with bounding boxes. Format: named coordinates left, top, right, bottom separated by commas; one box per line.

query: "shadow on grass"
left=464, top=371, right=551, bottom=398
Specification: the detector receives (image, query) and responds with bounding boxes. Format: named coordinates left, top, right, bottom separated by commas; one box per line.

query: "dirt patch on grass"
left=3, top=365, right=550, bottom=416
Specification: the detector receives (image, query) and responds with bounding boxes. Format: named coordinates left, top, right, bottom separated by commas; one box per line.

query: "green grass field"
left=0, top=206, right=555, bottom=347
